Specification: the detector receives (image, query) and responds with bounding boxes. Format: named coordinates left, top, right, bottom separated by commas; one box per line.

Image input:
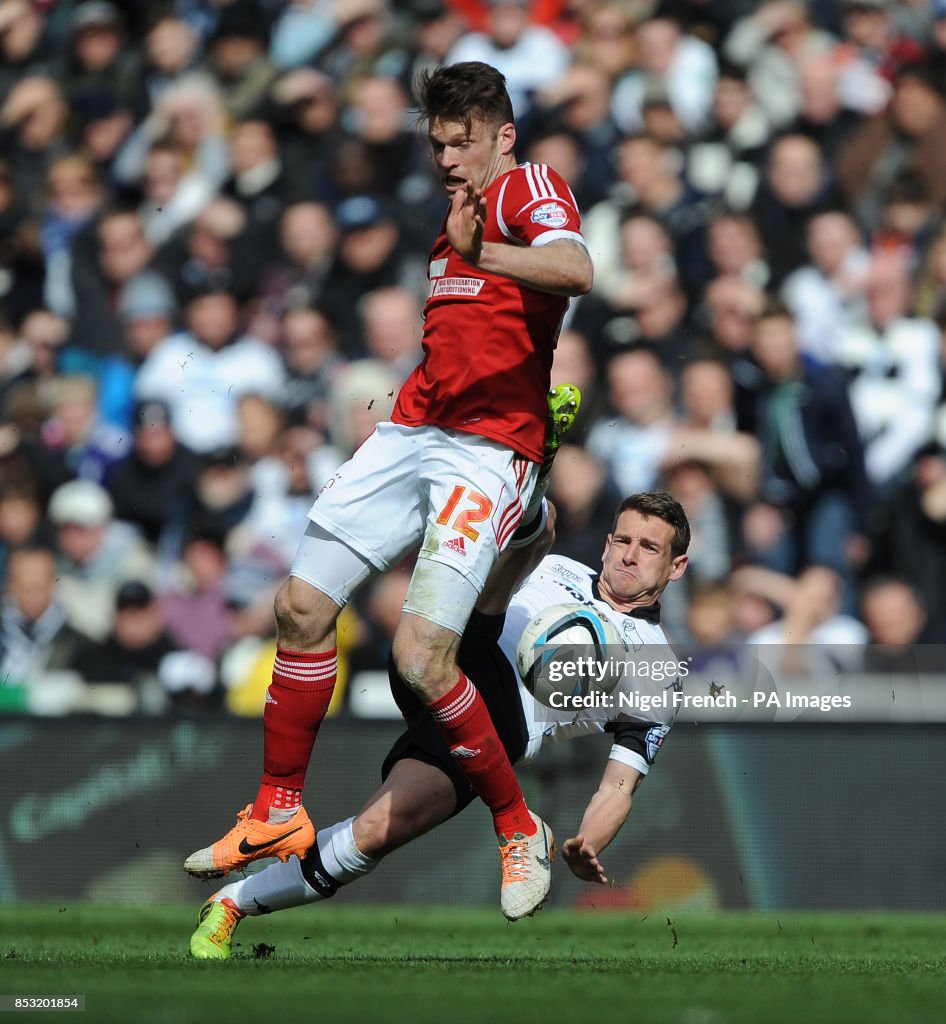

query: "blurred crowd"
left=2, top=0, right=946, bottom=717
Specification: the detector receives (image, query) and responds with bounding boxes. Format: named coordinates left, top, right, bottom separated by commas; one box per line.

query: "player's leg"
left=394, top=582, right=553, bottom=919
left=190, top=759, right=459, bottom=959
left=184, top=530, right=372, bottom=878
left=185, top=425, right=427, bottom=878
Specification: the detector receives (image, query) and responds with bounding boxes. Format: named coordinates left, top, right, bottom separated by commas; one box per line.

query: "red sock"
left=252, top=648, right=337, bottom=822
left=427, top=673, right=536, bottom=838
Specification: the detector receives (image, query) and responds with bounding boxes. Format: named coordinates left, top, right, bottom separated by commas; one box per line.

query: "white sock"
left=221, top=817, right=377, bottom=916
left=317, top=817, right=376, bottom=883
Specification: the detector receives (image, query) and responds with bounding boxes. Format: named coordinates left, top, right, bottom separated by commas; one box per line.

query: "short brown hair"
left=415, top=62, right=514, bottom=132
left=611, top=491, right=691, bottom=557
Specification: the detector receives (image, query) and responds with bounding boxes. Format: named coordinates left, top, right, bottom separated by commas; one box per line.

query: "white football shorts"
left=296, top=421, right=537, bottom=631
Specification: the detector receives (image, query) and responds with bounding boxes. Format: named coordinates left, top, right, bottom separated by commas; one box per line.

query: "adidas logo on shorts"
left=443, top=536, right=467, bottom=556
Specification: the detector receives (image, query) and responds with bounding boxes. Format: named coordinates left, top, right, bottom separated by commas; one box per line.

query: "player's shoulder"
left=499, top=162, right=580, bottom=216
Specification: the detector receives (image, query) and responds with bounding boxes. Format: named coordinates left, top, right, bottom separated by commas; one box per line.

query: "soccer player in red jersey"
left=184, top=61, right=593, bottom=920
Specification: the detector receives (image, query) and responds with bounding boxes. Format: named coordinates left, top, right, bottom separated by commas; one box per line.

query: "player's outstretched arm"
left=475, top=237, right=593, bottom=297
left=562, top=759, right=642, bottom=884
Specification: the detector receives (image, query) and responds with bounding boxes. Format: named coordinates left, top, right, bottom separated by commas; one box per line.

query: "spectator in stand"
left=0, top=544, right=94, bottom=709
left=318, top=0, right=410, bottom=94
left=57, top=1, right=142, bottom=127
left=865, top=443, right=946, bottom=639
left=751, top=132, right=839, bottom=285
left=177, top=446, right=257, bottom=547
left=154, top=197, right=254, bottom=307
left=47, top=478, right=156, bottom=642
left=39, top=374, right=127, bottom=486
left=837, top=61, right=946, bottom=236
left=586, top=347, right=677, bottom=495
left=724, top=0, right=838, bottom=129
left=787, top=51, right=862, bottom=161
left=236, top=394, right=284, bottom=465
left=0, top=74, right=72, bottom=212
left=546, top=443, right=623, bottom=568
left=160, top=530, right=233, bottom=663
left=269, top=68, right=340, bottom=203
left=238, top=420, right=342, bottom=568
left=69, top=209, right=154, bottom=358
left=578, top=210, right=693, bottom=369
left=572, top=1, right=638, bottom=98
left=612, top=13, right=718, bottom=136
left=320, top=195, right=418, bottom=355
left=1, top=309, right=69, bottom=419
left=531, top=62, right=621, bottom=207
left=223, top=119, right=292, bottom=249
left=872, top=169, right=942, bottom=269
left=40, top=154, right=106, bottom=320
left=113, top=72, right=230, bottom=199
left=202, top=6, right=278, bottom=121
left=740, top=301, right=869, bottom=589
left=360, top=286, right=423, bottom=385
left=744, top=564, right=868, bottom=675
left=106, top=398, right=200, bottom=546
left=834, top=250, right=941, bottom=494
left=74, top=579, right=181, bottom=695
left=705, top=212, right=770, bottom=290
left=445, top=0, right=569, bottom=117
left=280, top=306, right=345, bottom=433
left=0, top=481, right=51, bottom=584
left=138, top=14, right=201, bottom=116
left=669, top=357, right=761, bottom=504
left=401, top=0, right=467, bottom=97
left=781, top=208, right=870, bottom=364
left=325, top=358, right=398, bottom=458
left=859, top=576, right=946, bottom=669
left=138, top=140, right=218, bottom=247
left=255, top=202, right=338, bottom=330
left=605, top=134, right=714, bottom=296
left=342, top=75, right=433, bottom=213
left=0, top=0, right=49, bottom=108
left=687, top=63, right=771, bottom=211
left=698, top=273, right=765, bottom=364
left=134, top=285, right=285, bottom=454
left=836, top=0, right=926, bottom=117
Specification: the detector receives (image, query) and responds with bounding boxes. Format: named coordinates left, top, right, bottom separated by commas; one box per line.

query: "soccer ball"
left=516, top=601, right=625, bottom=708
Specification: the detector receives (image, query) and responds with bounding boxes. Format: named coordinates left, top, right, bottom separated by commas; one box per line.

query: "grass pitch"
left=2, top=906, right=945, bottom=1024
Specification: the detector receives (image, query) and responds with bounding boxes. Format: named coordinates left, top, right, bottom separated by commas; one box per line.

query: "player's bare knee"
left=274, top=577, right=336, bottom=648
left=392, top=636, right=456, bottom=702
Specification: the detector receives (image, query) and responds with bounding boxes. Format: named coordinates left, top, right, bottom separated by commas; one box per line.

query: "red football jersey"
left=391, top=162, right=586, bottom=462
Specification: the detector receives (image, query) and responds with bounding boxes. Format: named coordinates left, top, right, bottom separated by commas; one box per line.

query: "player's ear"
left=498, top=122, right=516, bottom=155
left=669, top=554, right=688, bottom=582
left=602, top=533, right=613, bottom=562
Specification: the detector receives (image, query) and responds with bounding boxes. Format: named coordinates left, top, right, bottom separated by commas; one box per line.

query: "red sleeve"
left=495, top=164, right=585, bottom=248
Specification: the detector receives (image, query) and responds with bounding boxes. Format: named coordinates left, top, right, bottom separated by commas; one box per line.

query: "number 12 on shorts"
left=436, top=486, right=493, bottom=542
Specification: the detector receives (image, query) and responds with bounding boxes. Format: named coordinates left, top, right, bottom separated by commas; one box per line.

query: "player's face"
left=599, top=510, right=687, bottom=610
left=428, top=115, right=515, bottom=194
